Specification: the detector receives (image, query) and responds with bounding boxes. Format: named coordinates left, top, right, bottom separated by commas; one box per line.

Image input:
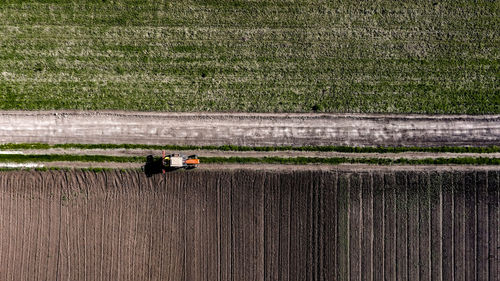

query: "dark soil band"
left=0, top=154, right=498, bottom=165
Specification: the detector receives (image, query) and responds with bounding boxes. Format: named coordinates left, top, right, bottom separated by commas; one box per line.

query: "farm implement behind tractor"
left=142, top=151, right=199, bottom=177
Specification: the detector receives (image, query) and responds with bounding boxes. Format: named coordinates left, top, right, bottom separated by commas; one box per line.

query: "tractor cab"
left=162, top=151, right=199, bottom=169
left=143, top=151, right=199, bottom=177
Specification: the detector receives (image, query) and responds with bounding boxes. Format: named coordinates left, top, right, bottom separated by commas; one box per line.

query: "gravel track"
left=0, top=111, right=498, bottom=147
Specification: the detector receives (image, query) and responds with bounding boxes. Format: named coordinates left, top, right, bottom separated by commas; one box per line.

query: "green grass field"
left=0, top=0, right=498, bottom=113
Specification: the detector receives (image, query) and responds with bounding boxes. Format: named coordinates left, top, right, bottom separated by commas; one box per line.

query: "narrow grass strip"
left=0, top=154, right=498, bottom=165
left=0, top=154, right=143, bottom=163
left=0, top=167, right=140, bottom=172
left=0, top=143, right=499, bottom=154
left=199, top=157, right=500, bottom=165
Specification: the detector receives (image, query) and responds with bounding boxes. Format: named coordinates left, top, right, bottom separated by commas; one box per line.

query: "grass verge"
left=200, top=157, right=500, bottom=165
left=1, top=143, right=499, bottom=153
left=0, top=167, right=137, bottom=172
left=0, top=154, right=142, bottom=163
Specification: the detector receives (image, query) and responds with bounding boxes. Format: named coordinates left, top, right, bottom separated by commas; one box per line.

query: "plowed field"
left=0, top=169, right=498, bottom=281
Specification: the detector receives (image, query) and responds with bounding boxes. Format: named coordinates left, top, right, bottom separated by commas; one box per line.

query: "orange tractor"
left=143, top=151, right=199, bottom=177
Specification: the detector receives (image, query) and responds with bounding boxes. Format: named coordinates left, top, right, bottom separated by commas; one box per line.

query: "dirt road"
left=7, top=148, right=500, bottom=159
left=0, top=111, right=498, bottom=147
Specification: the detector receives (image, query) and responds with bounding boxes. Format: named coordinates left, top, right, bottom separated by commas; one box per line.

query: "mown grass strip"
left=0, top=154, right=143, bottom=163
left=0, top=154, right=498, bottom=165
left=199, top=157, right=500, bottom=165
left=1, top=143, right=499, bottom=154
left=0, top=167, right=140, bottom=172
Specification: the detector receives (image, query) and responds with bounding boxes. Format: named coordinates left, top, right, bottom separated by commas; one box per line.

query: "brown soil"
left=0, top=111, right=498, bottom=147
left=2, top=162, right=500, bottom=172
left=0, top=169, right=498, bottom=280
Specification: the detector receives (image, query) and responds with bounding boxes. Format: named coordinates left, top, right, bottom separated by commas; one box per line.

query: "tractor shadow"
left=141, top=156, right=176, bottom=177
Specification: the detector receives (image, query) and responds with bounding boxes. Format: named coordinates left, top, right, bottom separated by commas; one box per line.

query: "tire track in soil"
left=349, top=172, right=361, bottom=281
left=395, top=171, right=408, bottom=281
left=453, top=171, right=466, bottom=281
left=373, top=172, right=385, bottom=281
left=384, top=172, right=397, bottom=281
left=441, top=171, right=454, bottom=281
left=29, top=173, right=38, bottom=279
left=464, top=171, right=477, bottom=281
left=418, top=172, right=431, bottom=281
left=13, top=174, right=22, bottom=281
left=0, top=169, right=498, bottom=281
left=487, top=171, right=499, bottom=281
left=477, top=171, right=489, bottom=281
left=1, top=174, right=9, bottom=280
left=20, top=174, right=30, bottom=280
left=361, top=171, right=374, bottom=281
